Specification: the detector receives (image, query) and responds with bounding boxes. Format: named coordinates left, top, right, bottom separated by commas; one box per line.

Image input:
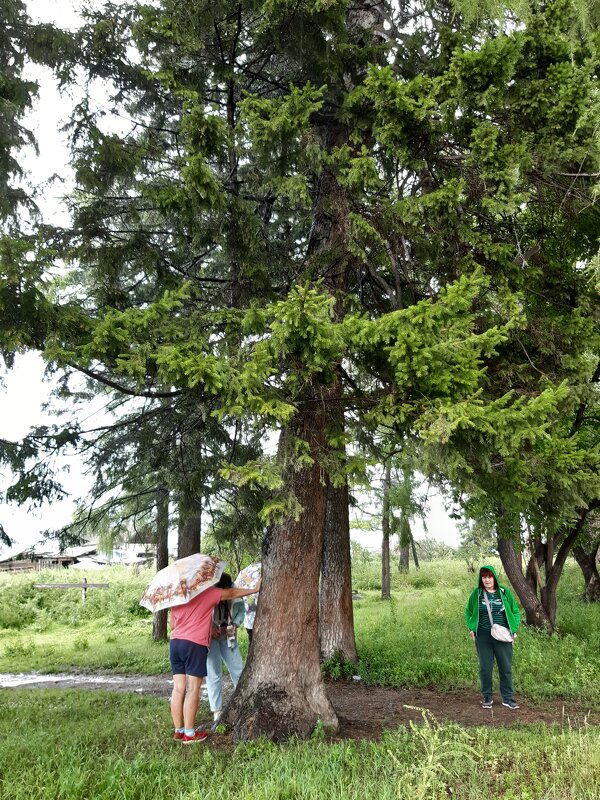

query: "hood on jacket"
left=477, top=564, right=501, bottom=590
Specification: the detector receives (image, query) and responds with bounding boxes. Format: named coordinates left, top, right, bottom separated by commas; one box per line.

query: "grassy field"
left=1, top=690, right=600, bottom=800
left=1, top=559, right=599, bottom=799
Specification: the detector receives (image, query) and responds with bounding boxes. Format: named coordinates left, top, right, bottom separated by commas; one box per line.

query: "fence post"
left=81, top=577, right=87, bottom=605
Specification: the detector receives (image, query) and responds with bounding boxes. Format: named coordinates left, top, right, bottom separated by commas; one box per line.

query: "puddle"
left=0, top=672, right=236, bottom=700
left=0, top=672, right=173, bottom=688
left=1, top=673, right=75, bottom=688
left=0, top=672, right=175, bottom=695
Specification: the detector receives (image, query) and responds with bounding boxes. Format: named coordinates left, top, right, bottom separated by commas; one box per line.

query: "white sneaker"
left=213, top=711, right=222, bottom=722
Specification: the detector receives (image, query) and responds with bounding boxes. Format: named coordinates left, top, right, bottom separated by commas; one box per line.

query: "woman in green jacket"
left=465, top=565, right=521, bottom=710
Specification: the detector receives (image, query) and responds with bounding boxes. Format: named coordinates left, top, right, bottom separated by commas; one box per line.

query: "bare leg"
left=171, top=673, right=186, bottom=729
left=183, top=675, right=203, bottom=730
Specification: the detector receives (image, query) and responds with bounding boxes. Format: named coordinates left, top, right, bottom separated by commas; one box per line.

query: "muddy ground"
left=2, top=672, right=598, bottom=740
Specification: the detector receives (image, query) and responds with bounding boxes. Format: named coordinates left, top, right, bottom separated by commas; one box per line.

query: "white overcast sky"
left=0, top=0, right=462, bottom=552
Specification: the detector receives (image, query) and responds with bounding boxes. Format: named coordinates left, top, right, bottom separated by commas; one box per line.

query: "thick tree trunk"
left=572, top=543, right=600, bottom=602
left=540, top=512, right=595, bottom=626
left=224, top=402, right=338, bottom=740
left=320, top=477, right=358, bottom=662
left=381, top=464, right=391, bottom=599
left=525, top=537, right=544, bottom=595
left=177, top=491, right=201, bottom=559
left=497, top=536, right=554, bottom=631
left=498, top=505, right=596, bottom=631
left=152, top=485, right=169, bottom=642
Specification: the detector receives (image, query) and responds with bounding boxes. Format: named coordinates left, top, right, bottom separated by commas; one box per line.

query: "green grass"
left=0, top=691, right=599, bottom=800
left=1, top=559, right=599, bottom=798
left=1, top=560, right=599, bottom=703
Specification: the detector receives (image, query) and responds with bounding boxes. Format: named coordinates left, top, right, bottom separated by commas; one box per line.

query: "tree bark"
left=524, top=535, right=544, bottom=595
left=497, top=505, right=596, bottom=631
left=381, top=464, right=391, bottom=599
left=410, top=533, right=420, bottom=569
left=572, top=543, right=600, bottom=602
left=399, top=537, right=410, bottom=572
left=397, top=514, right=411, bottom=572
left=224, top=401, right=338, bottom=740
left=540, top=509, right=596, bottom=626
left=152, top=485, right=169, bottom=642
left=320, top=477, right=358, bottom=662
left=177, top=491, right=201, bottom=559
left=497, top=536, right=553, bottom=631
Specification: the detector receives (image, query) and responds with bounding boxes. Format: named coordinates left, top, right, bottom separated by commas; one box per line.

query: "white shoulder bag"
left=483, top=592, right=514, bottom=642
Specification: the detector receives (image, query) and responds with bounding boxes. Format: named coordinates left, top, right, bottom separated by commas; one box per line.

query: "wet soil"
left=2, top=672, right=598, bottom=740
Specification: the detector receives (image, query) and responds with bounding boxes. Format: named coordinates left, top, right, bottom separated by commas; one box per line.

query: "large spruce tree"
left=5, top=0, right=599, bottom=736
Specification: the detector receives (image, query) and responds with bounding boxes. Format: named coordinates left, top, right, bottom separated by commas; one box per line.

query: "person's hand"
left=469, top=630, right=475, bottom=640
left=211, top=624, right=222, bottom=638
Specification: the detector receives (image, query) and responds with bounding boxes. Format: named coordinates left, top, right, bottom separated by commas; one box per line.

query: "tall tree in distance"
left=152, top=484, right=169, bottom=642
left=572, top=514, right=600, bottom=602
left=381, top=463, right=392, bottom=599
left=0, top=1, right=74, bottom=359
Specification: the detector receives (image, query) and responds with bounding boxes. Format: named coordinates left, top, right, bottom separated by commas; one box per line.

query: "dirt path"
left=1, top=672, right=597, bottom=739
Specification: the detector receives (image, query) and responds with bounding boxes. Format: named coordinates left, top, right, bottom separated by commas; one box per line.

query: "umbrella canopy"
left=140, top=553, right=226, bottom=613
left=235, top=561, right=261, bottom=590
left=235, top=561, right=261, bottom=618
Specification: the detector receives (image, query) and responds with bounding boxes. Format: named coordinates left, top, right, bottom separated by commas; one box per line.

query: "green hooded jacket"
left=464, top=564, right=521, bottom=634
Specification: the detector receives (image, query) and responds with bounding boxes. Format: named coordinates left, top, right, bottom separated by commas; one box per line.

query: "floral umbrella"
left=140, top=554, right=226, bottom=613
left=235, top=561, right=261, bottom=618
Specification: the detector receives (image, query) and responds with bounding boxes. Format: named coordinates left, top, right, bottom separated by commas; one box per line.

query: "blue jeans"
left=206, top=636, right=244, bottom=712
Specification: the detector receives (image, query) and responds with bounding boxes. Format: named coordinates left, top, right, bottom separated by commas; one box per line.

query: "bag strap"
left=483, top=591, right=495, bottom=626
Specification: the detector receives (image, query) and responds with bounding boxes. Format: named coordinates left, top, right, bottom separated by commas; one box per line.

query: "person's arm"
left=220, top=579, right=261, bottom=602
left=465, top=589, right=477, bottom=638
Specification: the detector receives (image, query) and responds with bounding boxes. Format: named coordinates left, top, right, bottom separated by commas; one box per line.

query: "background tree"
left=391, top=465, right=425, bottom=572
left=456, top=515, right=497, bottom=573
left=571, top=513, right=600, bottom=603
left=152, top=484, right=169, bottom=641
left=414, top=0, right=600, bottom=631
left=381, top=462, right=392, bottom=599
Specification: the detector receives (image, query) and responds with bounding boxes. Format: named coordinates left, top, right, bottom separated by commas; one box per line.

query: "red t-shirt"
left=170, top=587, right=222, bottom=646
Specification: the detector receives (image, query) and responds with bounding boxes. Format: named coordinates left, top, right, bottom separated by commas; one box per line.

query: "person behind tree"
left=169, top=573, right=260, bottom=743
left=238, top=561, right=261, bottom=644
left=465, top=565, right=521, bottom=710
left=206, top=573, right=245, bottom=723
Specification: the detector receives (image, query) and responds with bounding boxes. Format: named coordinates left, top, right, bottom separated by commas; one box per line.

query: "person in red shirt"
left=170, top=577, right=261, bottom=743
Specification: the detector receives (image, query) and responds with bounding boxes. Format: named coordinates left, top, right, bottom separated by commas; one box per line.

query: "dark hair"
left=215, top=572, right=233, bottom=624
left=478, top=568, right=497, bottom=590
left=216, top=572, right=233, bottom=589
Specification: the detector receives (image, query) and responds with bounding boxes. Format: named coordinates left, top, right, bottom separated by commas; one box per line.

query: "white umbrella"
left=235, top=561, right=261, bottom=617
left=140, top=553, right=226, bottom=613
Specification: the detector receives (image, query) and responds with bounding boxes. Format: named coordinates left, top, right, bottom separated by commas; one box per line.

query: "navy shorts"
left=169, top=639, right=208, bottom=678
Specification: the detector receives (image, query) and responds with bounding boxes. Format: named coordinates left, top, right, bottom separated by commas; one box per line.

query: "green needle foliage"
left=1, top=0, right=599, bottom=734
left=2, top=0, right=596, bottom=526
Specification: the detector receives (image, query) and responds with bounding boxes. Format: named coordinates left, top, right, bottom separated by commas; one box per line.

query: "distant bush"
left=0, top=565, right=153, bottom=631
left=0, top=607, right=28, bottom=630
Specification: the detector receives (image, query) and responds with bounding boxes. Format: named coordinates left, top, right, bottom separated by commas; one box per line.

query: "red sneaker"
left=181, top=730, right=209, bottom=744
left=173, top=730, right=184, bottom=740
